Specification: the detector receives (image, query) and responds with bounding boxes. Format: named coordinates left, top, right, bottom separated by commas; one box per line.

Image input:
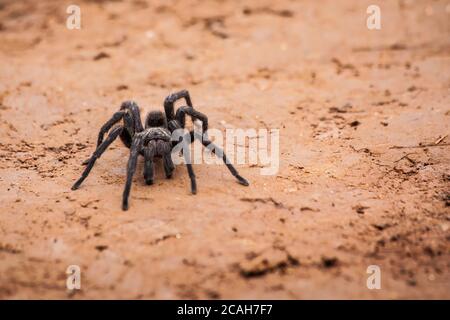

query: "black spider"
left=71, top=90, right=249, bottom=210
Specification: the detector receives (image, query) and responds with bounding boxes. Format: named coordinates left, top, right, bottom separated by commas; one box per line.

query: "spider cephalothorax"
left=71, top=90, right=249, bottom=210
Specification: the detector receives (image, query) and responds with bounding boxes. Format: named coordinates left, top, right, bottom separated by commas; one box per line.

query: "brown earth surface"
left=0, top=0, right=449, bottom=299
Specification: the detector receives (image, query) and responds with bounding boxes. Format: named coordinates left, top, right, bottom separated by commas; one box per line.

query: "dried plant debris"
left=237, top=249, right=299, bottom=278
left=93, top=52, right=110, bottom=60
left=321, top=256, right=339, bottom=268
left=242, top=7, right=294, bottom=18
left=185, top=16, right=229, bottom=39
left=240, top=197, right=284, bottom=208
left=353, top=205, right=369, bottom=214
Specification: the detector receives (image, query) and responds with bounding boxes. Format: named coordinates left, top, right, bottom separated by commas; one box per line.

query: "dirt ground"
left=0, top=0, right=449, bottom=299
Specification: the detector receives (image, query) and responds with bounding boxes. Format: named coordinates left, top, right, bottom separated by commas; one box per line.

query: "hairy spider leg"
left=175, top=105, right=248, bottom=185
left=82, top=104, right=142, bottom=165
left=163, top=153, right=175, bottom=179
left=81, top=111, right=125, bottom=165
left=188, top=131, right=249, bottom=186
left=120, top=100, right=144, bottom=132
left=143, top=140, right=174, bottom=185
left=176, top=106, right=209, bottom=135
left=122, top=136, right=143, bottom=211
left=117, top=109, right=137, bottom=149
left=143, top=143, right=155, bottom=185
left=180, top=132, right=197, bottom=194
left=164, top=90, right=193, bottom=121
left=96, top=111, right=126, bottom=147
left=72, top=126, right=123, bottom=190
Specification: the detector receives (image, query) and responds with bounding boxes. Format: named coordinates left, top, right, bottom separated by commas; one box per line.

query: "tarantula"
left=71, top=90, right=249, bottom=210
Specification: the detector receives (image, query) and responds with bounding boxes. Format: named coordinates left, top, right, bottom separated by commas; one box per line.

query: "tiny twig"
left=390, top=143, right=450, bottom=149
left=434, top=134, right=448, bottom=145
left=394, top=153, right=417, bottom=164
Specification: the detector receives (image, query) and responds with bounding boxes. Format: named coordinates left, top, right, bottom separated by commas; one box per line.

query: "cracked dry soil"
left=0, top=0, right=449, bottom=299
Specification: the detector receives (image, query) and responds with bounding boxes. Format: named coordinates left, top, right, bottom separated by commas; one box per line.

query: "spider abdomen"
left=145, top=139, right=171, bottom=157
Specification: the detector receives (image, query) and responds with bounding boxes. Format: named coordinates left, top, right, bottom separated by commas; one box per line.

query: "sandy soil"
left=0, top=0, right=449, bottom=299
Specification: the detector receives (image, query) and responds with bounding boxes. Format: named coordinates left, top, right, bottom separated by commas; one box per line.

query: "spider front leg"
left=82, top=101, right=143, bottom=165
left=72, top=126, right=123, bottom=190
left=179, top=132, right=197, bottom=194
left=196, top=133, right=249, bottom=186
left=122, top=136, right=143, bottom=211
left=81, top=111, right=125, bottom=165
left=164, top=90, right=193, bottom=121
left=176, top=106, right=208, bottom=136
